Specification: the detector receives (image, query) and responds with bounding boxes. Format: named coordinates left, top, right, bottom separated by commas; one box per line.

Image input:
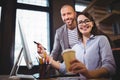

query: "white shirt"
left=68, top=27, right=78, bottom=48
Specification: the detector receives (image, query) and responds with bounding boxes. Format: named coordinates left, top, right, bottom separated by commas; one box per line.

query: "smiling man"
left=50, top=4, right=79, bottom=62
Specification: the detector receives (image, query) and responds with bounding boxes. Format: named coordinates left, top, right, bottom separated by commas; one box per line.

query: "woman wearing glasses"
left=37, top=12, right=116, bottom=79
left=68, top=12, right=116, bottom=79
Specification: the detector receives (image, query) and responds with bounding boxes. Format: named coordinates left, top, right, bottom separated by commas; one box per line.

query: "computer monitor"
left=9, top=21, right=34, bottom=79
left=18, top=21, right=33, bottom=69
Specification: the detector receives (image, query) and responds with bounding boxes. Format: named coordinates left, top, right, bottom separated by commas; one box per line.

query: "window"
left=17, top=0, right=49, bottom=7
left=75, top=0, right=89, bottom=12
left=75, top=3, right=87, bottom=12
left=14, top=0, right=50, bottom=66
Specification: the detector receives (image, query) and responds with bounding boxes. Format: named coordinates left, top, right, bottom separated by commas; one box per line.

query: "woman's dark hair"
left=76, top=12, right=105, bottom=39
left=76, top=12, right=112, bottom=47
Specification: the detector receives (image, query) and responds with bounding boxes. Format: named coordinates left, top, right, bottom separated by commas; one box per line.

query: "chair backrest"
left=112, top=50, right=120, bottom=80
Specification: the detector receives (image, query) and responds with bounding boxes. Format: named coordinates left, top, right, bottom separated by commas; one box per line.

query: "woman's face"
left=77, top=14, right=93, bottom=35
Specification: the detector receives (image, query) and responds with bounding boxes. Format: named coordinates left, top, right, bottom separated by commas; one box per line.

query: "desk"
left=0, top=75, right=9, bottom=80
left=40, top=77, right=109, bottom=80
left=0, top=75, right=109, bottom=80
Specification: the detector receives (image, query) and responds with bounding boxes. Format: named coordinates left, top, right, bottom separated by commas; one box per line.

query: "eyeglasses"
left=78, top=19, right=91, bottom=25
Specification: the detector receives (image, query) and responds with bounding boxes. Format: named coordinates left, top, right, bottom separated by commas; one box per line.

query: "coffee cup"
left=62, top=49, right=76, bottom=73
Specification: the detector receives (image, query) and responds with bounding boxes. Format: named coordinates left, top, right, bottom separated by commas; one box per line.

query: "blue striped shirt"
left=59, top=35, right=116, bottom=79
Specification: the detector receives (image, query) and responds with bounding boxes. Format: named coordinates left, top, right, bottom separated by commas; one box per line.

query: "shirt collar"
left=79, top=34, right=95, bottom=42
left=89, top=34, right=95, bottom=39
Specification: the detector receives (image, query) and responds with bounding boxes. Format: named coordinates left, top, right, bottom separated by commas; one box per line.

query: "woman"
left=37, top=12, right=116, bottom=79
left=68, top=12, right=116, bottom=79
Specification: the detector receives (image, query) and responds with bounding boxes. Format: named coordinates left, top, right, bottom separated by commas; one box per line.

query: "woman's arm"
left=69, top=59, right=109, bottom=79
left=87, top=67, right=109, bottom=79
left=37, top=43, right=61, bottom=70
left=47, top=56, right=61, bottom=70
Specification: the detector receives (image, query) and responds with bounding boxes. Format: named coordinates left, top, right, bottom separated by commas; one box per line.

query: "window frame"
left=15, top=1, right=52, bottom=68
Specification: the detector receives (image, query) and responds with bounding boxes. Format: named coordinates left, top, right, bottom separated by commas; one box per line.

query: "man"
left=50, top=4, right=79, bottom=62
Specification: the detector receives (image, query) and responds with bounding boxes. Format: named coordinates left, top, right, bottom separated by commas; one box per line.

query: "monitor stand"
left=9, top=48, right=36, bottom=80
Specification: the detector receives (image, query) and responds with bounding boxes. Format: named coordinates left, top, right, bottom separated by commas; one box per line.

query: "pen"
left=33, top=41, right=46, bottom=50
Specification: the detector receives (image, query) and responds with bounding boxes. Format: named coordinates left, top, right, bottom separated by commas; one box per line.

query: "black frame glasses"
left=78, top=19, right=91, bottom=25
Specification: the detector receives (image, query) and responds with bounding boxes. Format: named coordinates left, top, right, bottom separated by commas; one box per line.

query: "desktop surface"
left=0, top=75, right=109, bottom=80
left=0, top=75, right=36, bottom=80
left=0, top=75, right=9, bottom=80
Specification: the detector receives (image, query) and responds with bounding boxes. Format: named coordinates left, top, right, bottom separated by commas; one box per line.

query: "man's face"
left=60, top=6, right=76, bottom=27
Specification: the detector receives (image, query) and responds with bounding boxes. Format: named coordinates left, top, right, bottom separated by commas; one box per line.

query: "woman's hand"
left=37, top=43, right=47, bottom=58
left=69, top=59, right=109, bottom=79
left=36, top=43, right=49, bottom=64
left=37, top=43, right=45, bottom=54
left=69, top=59, right=90, bottom=77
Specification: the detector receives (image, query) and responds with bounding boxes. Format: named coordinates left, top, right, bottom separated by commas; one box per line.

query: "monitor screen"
left=18, top=21, right=33, bottom=69
left=9, top=21, right=33, bottom=76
